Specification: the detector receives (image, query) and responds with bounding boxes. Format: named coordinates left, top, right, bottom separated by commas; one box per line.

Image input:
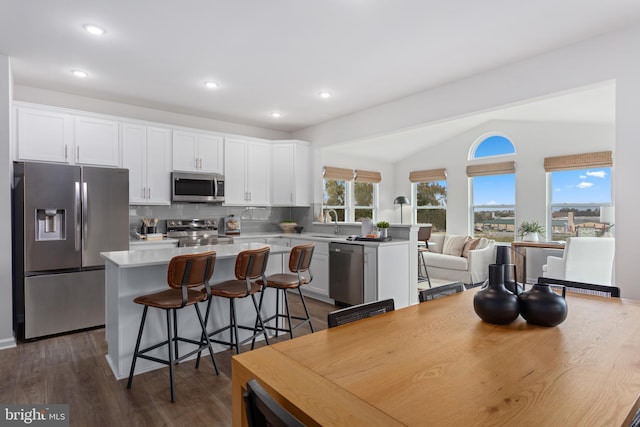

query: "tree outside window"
left=324, top=179, right=347, bottom=221
left=414, top=181, right=447, bottom=231
left=354, top=181, right=375, bottom=221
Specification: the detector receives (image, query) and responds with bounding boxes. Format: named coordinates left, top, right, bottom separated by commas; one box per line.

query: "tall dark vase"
left=473, top=264, right=520, bottom=325
left=518, top=283, right=568, bottom=327
left=494, top=245, right=523, bottom=295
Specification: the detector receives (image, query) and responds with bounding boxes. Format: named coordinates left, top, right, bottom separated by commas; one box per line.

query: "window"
left=545, top=151, right=613, bottom=240
left=353, top=181, right=376, bottom=221
left=324, top=178, right=348, bottom=222
left=549, top=168, right=612, bottom=239
left=323, top=167, right=381, bottom=222
left=468, top=133, right=517, bottom=243
left=410, top=168, right=447, bottom=231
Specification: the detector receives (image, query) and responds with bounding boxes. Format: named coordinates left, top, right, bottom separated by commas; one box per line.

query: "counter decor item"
left=518, top=220, right=545, bottom=242
left=294, top=226, right=304, bottom=234
left=376, top=221, right=390, bottom=239
left=494, top=245, right=523, bottom=295
left=279, top=220, right=297, bottom=233
left=518, top=282, right=568, bottom=327
left=473, top=264, right=520, bottom=325
left=224, top=215, right=241, bottom=235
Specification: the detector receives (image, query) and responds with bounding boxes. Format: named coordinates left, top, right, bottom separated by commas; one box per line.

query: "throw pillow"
left=443, top=235, right=469, bottom=257
left=461, top=238, right=481, bottom=258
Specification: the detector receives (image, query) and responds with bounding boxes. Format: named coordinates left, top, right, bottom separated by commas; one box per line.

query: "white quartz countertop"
left=232, top=232, right=409, bottom=247
left=129, top=237, right=179, bottom=245
left=101, top=242, right=291, bottom=268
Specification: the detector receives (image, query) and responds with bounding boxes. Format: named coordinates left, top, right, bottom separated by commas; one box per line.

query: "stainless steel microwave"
left=171, top=172, right=224, bottom=203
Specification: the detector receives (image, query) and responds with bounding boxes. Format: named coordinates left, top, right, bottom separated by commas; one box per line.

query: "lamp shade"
left=394, top=196, right=410, bottom=205
left=600, top=205, right=615, bottom=224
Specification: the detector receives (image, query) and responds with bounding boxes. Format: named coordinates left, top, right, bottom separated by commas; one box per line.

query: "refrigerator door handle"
left=83, top=182, right=88, bottom=248
left=75, top=181, right=81, bottom=251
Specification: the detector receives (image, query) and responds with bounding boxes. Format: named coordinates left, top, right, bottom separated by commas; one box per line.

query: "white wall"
left=13, top=85, right=291, bottom=141
left=0, top=55, right=15, bottom=349
left=394, top=120, right=615, bottom=235
left=294, top=23, right=640, bottom=299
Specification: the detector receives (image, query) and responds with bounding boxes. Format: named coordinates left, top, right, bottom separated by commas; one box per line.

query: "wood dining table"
left=232, top=288, right=640, bottom=426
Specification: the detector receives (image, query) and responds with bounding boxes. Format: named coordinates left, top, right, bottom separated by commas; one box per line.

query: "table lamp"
left=393, top=196, right=410, bottom=224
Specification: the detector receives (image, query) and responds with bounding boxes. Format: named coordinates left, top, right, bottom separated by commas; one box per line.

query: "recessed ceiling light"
left=205, top=81, right=219, bottom=89
left=83, top=24, right=105, bottom=36
left=319, top=91, right=332, bottom=99
left=72, top=70, right=88, bottom=78
left=270, top=112, right=282, bottom=118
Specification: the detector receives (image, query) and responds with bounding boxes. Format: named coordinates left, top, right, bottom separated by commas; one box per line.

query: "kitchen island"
left=100, top=242, right=290, bottom=380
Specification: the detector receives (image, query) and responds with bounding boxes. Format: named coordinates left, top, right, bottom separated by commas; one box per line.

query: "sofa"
left=421, top=234, right=496, bottom=286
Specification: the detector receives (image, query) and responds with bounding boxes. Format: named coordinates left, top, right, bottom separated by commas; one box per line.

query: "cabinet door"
left=246, top=141, right=271, bottom=205
left=17, top=107, right=73, bottom=163
left=172, top=130, right=198, bottom=172
left=223, top=138, right=248, bottom=205
left=271, top=143, right=295, bottom=205
left=146, top=127, right=172, bottom=204
left=197, top=134, right=224, bottom=174
left=121, top=123, right=147, bottom=204
left=75, top=116, right=120, bottom=166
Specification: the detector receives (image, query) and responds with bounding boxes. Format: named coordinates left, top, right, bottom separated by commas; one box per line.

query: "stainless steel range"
left=166, top=218, right=233, bottom=247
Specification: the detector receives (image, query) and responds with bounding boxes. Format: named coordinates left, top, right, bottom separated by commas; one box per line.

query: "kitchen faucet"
left=326, top=209, right=340, bottom=235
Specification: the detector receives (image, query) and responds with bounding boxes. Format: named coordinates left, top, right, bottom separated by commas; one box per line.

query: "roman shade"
left=409, top=168, right=447, bottom=183
left=354, top=169, right=382, bottom=183
left=544, top=151, right=613, bottom=172
left=466, top=161, right=516, bottom=177
left=323, top=166, right=354, bottom=181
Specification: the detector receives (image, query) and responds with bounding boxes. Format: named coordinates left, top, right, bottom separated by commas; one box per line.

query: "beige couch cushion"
left=424, top=252, right=469, bottom=271
left=461, top=238, right=481, bottom=258
left=443, top=235, right=469, bottom=257
left=429, top=234, right=445, bottom=254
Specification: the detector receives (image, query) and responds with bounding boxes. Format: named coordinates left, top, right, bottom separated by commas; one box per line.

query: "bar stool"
left=418, top=226, right=432, bottom=287
left=200, top=246, right=271, bottom=355
left=127, top=251, right=218, bottom=403
left=257, top=243, right=315, bottom=341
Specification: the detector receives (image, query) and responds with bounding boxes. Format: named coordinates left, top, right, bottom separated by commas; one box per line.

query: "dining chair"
left=536, top=276, right=620, bottom=298
left=257, top=243, right=316, bottom=341
left=419, top=281, right=465, bottom=302
left=127, top=251, right=218, bottom=403
left=199, top=246, right=271, bottom=355
left=243, top=379, right=305, bottom=427
left=327, top=298, right=395, bottom=328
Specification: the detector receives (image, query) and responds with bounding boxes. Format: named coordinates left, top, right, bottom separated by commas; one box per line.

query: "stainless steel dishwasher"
left=329, top=242, right=364, bottom=306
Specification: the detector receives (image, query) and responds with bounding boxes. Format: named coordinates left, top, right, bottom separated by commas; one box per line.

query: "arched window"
left=471, top=134, right=515, bottom=159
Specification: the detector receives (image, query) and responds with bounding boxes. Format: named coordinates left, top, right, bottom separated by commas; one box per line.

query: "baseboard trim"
left=0, top=336, right=17, bottom=351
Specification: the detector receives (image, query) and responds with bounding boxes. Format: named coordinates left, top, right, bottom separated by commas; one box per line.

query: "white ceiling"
left=0, top=1, right=637, bottom=135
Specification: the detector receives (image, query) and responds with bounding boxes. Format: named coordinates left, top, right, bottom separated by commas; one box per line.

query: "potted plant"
left=376, top=221, right=390, bottom=238
left=279, top=219, right=297, bottom=234
left=518, top=220, right=545, bottom=242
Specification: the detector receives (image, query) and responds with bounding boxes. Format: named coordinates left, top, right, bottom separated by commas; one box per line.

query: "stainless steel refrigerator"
left=13, top=161, right=129, bottom=339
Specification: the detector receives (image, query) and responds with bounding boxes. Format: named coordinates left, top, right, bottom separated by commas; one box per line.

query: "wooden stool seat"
left=133, top=288, right=206, bottom=309
left=264, top=273, right=310, bottom=288
left=210, top=280, right=262, bottom=298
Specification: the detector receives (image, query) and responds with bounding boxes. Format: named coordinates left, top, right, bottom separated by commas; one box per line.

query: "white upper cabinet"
left=17, top=107, right=74, bottom=163
left=271, top=140, right=310, bottom=206
left=224, top=137, right=271, bottom=206
left=121, top=123, right=171, bottom=205
left=74, top=116, right=120, bottom=166
left=172, top=130, right=223, bottom=174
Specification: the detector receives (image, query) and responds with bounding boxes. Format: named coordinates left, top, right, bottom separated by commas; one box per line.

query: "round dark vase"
left=473, top=264, right=520, bottom=325
left=518, top=284, right=568, bottom=327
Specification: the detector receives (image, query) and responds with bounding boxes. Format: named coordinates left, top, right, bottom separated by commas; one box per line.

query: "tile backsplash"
left=129, top=204, right=311, bottom=235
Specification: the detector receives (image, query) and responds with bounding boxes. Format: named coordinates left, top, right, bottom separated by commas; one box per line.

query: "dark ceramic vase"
left=473, top=264, right=520, bottom=325
left=494, top=246, right=523, bottom=295
left=518, top=283, right=568, bottom=327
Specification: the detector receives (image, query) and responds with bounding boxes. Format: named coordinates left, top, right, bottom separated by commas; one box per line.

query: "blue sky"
left=472, top=135, right=611, bottom=205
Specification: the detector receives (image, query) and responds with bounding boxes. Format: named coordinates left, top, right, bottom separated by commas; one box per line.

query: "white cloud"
left=579, top=175, right=587, bottom=179
left=586, top=170, right=607, bottom=179
left=577, top=182, right=594, bottom=189
left=487, top=200, right=497, bottom=205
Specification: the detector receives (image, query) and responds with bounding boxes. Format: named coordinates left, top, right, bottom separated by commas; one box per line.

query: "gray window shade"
left=354, top=169, right=382, bottom=183
left=409, top=168, right=447, bottom=183
left=323, top=166, right=354, bottom=181
left=544, top=151, right=613, bottom=172
left=466, top=161, right=515, bottom=177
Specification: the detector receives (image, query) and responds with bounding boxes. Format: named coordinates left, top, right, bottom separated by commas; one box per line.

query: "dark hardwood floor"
left=0, top=295, right=337, bottom=427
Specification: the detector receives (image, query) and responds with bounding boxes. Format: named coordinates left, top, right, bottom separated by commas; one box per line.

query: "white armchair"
left=542, top=237, right=615, bottom=285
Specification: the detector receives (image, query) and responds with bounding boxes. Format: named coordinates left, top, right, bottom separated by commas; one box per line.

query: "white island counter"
left=101, top=243, right=290, bottom=380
